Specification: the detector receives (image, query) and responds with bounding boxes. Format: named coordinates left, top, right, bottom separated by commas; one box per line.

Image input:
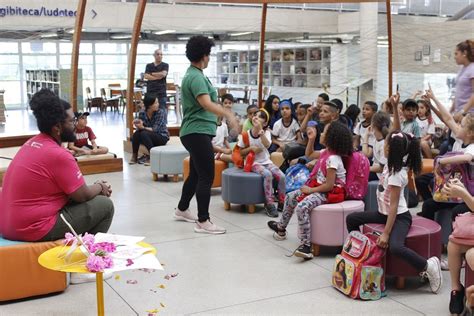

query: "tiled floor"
left=1, top=110, right=452, bottom=315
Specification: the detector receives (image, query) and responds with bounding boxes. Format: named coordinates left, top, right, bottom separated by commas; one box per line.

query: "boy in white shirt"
left=212, top=116, right=232, bottom=163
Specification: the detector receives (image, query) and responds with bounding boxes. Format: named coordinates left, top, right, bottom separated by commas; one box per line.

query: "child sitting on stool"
left=68, top=112, right=109, bottom=156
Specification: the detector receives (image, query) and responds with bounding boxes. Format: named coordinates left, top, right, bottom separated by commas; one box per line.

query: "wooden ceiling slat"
left=183, top=0, right=381, bottom=4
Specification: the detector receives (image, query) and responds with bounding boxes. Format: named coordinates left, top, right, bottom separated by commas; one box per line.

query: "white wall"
left=0, top=0, right=340, bottom=34
left=393, top=20, right=474, bottom=74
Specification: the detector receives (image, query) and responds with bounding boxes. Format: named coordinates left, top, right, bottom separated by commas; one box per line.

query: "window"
left=59, top=42, right=93, bottom=54
left=0, top=42, right=18, bottom=53
left=138, top=43, right=159, bottom=55
left=23, top=55, right=57, bottom=70
left=21, top=42, right=57, bottom=54
left=95, top=43, right=127, bottom=54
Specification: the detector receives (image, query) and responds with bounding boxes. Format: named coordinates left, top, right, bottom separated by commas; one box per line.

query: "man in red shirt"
left=0, top=89, right=114, bottom=242
left=68, top=112, right=109, bottom=156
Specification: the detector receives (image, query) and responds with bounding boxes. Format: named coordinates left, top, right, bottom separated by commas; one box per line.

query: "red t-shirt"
left=74, top=126, right=96, bottom=148
left=0, top=134, right=85, bottom=241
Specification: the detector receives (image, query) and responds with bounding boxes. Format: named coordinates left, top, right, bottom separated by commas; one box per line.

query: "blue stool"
left=221, top=167, right=265, bottom=213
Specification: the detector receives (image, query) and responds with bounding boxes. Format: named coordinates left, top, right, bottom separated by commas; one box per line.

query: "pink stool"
left=310, top=200, right=365, bottom=256
left=466, top=265, right=474, bottom=288
left=363, top=216, right=441, bottom=289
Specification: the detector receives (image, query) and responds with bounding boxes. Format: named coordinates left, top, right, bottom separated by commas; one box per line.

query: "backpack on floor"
left=332, top=231, right=385, bottom=300
left=433, top=152, right=474, bottom=203
left=285, top=163, right=310, bottom=193
left=231, top=131, right=253, bottom=172
left=313, top=150, right=370, bottom=200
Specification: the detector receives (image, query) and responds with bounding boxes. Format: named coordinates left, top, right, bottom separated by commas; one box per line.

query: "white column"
left=359, top=2, right=378, bottom=103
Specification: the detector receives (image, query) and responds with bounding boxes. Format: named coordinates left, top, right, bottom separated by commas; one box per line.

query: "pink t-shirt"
left=0, top=134, right=85, bottom=241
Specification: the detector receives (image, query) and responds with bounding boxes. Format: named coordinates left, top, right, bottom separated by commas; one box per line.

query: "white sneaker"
left=174, top=208, right=198, bottom=223
left=440, top=258, right=449, bottom=271
left=421, top=256, right=442, bottom=294
left=194, top=220, right=226, bottom=234
left=70, top=271, right=113, bottom=284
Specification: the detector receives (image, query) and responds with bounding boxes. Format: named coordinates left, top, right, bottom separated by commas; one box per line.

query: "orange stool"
left=0, top=238, right=68, bottom=301
left=408, top=158, right=434, bottom=192
left=183, top=157, right=227, bottom=188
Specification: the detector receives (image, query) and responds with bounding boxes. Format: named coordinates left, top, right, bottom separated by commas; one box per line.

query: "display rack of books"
left=25, top=69, right=83, bottom=109
left=216, top=46, right=331, bottom=88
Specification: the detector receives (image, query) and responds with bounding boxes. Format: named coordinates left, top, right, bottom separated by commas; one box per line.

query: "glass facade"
left=0, top=41, right=201, bottom=109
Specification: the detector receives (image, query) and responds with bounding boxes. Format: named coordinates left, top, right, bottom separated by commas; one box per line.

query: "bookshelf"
left=216, top=46, right=331, bottom=88
left=25, top=69, right=84, bottom=109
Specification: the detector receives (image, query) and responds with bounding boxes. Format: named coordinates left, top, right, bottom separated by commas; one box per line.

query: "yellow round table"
left=39, top=242, right=156, bottom=316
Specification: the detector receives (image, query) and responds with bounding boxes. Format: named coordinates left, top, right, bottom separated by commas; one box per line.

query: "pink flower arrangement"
left=88, top=242, right=116, bottom=254
left=63, top=232, right=116, bottom=273
left=86, top=254, right=106, bottom=272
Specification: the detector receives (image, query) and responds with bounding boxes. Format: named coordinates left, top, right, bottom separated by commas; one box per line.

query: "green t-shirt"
left=179, top=65, right=218, bottom=137
left=242, top=118, right=253, bottom=132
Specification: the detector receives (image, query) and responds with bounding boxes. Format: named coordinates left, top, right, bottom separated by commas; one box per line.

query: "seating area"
left=0, top=2, right=472, bottom=314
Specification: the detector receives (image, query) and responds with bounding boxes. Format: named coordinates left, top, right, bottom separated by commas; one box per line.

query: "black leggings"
left=178, top=133, right=214, bottom=222
left=132, top=130, right=168, bottom=154
left=415, top=173, right=434, bottom=201
left=346, top=211, right=427, bottom=271
left=420, top=198, right=470, bottom=221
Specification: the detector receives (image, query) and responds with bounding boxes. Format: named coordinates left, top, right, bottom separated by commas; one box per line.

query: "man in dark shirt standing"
left=145, top=49, right=169, bottom=112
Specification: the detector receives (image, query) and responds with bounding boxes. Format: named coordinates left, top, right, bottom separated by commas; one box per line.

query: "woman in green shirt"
left=175, top=36, right=237, bottom=235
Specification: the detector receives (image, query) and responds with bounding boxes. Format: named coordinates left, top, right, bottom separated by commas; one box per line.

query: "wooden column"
left=257, top=3, right=268, bottom=108
left=71, top=0, right=87, bottom=112
left=386, top=0, right=393, bottom=97
left=127, top=0, right=147, bottom=140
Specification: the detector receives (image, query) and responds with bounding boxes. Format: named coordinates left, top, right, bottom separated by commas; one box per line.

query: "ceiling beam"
left=182, top=0, right=381, bottom=3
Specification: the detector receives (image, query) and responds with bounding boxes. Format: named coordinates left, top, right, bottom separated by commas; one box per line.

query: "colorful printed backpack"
left=310, top=150, right=370, bottom=200
left=332, top=231, right=385, bottom=300
left=285, top=163, right=310, bottom=193
left=433, top=152, right=474, bottom=203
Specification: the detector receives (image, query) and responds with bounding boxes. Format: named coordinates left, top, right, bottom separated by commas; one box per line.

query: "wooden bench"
left=0, top=146, right=123, bottom=177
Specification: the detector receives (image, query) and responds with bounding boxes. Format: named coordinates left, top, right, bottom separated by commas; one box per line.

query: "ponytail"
left=372, top=111, right=391, bottom=138
left=387, top=131, right=422, bottom=175
left=457, top=40, right=474, bottom=63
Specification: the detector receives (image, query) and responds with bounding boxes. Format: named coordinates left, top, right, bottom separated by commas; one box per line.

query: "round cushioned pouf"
left=150, top=145, right=189, bottom=182
left=221, top=167, right=265, bottom=213
left=0, top=237, right=67, bottom=302
left=363, top=216, right=441, bottom=289
left=183, top=157, right=227, bottom=188
left=310, top=200, right=365, bottom=256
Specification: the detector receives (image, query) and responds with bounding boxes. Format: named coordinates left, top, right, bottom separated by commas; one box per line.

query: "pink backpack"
left=332, top=231, right=386, bottom=300
left=343, top=152, right=370, bottom=200
left=309, top=150, right=369, bottom=200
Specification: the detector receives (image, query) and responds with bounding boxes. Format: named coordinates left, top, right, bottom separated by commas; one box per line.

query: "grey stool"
left=221, top=167, right=266, bottom=213
left=150, top=144, right=188, bottom=182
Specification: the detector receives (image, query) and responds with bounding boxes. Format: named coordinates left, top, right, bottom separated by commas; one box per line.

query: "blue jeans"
left=158, top=96, right=168, bottom=110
